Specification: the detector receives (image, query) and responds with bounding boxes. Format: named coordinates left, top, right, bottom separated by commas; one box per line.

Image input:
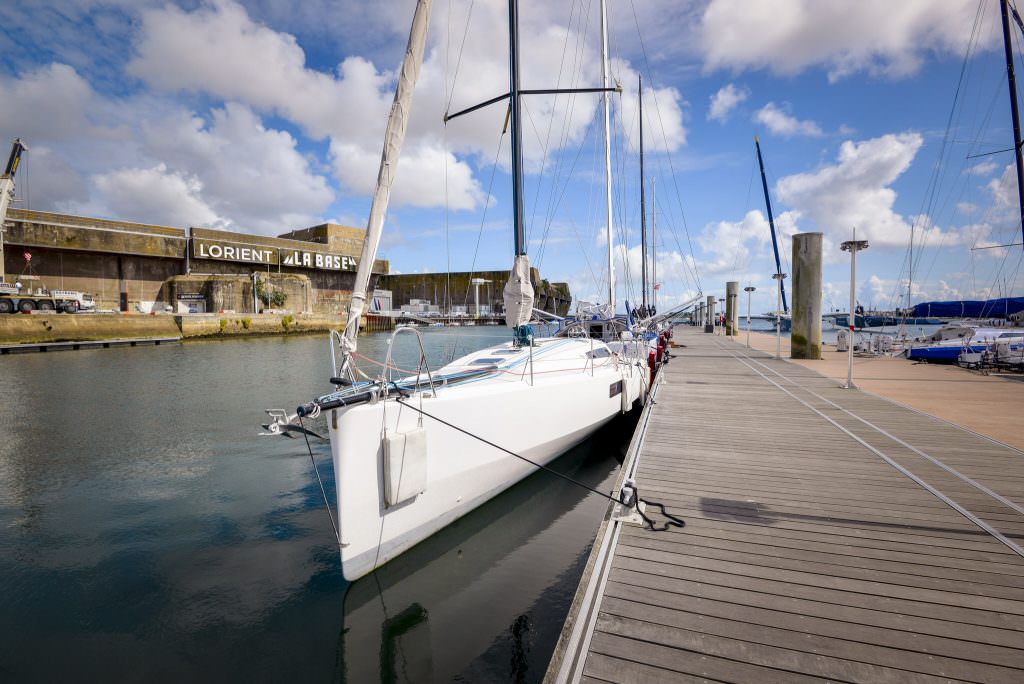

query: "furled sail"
left=503, top=254, right=534, bottom=328
left=340, top=0, right=433, bottom=362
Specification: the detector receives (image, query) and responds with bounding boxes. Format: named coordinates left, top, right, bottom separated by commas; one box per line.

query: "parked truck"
left=0, top=282, right=95, bottom=313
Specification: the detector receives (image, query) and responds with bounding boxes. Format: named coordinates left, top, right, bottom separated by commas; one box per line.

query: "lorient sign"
left=194, top=241, right=275, bottom=265
left=192, top=239, right=357, bottom=272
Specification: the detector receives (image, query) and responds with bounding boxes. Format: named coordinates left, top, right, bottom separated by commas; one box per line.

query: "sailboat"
left=265, top=0, right=648, bottom=582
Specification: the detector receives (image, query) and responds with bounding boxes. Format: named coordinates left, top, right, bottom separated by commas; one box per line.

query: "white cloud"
left=614, top=59, right=688, bottom=153
left=138, top=103, right=334, bottom=233
left=91, top=164, right=223, bottom=228
left=968, top=160, right=998, bottom=176
left=774, top=132, right=959, bottom=248
left=988, top=164, right=1018, bottom=209
left=708, top=83, right=748, bottom=122
left=699, top=0, right=994, bottom=82
left=753, top=102, right=822, bottom=138
left=123, top=1, right=688, bottom=212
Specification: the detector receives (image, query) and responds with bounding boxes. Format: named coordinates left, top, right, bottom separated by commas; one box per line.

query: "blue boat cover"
left=912, top=297, right=1024, bottom=318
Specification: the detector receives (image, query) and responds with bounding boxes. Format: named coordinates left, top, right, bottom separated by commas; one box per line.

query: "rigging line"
left=542, top=0, right=595, bottom=240
left=627, top=0, right=701, bottom=293
left=297, top=414, right=340, bottom=543
left=394, top=398, right=685, bottom=532
left=460, top=128, right=505, bottom=301
left=536, top=104, right=604, bottom=270
left=569, top=217, right=602, bottom=293
left=526, top=0, right=580, bottom=246
left=444, top=0, right=477, bottom=113
left=914, top=78, right=1004, bottom=308
left=902, top=0, right=987, bottom=305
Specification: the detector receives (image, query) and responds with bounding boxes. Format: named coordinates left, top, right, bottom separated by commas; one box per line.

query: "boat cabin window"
left=472, top=358, right=504, bottom=365
left=586, top=348, right=611, bottom=359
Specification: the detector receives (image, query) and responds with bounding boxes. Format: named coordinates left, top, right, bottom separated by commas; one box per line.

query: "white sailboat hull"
left=328, top=338, right=643, bottom=581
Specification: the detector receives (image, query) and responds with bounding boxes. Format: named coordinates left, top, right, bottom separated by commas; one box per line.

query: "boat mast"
left=509, top=0, right=526, bottom=257
left=1001, top=0, right=1024, bottom=249
left=340, top=0, right=433, bottom=357
left=652, top=177, right=657, bottom=312
left=600, top=0, right=615, bottom=309
left=639, top=74, right=648, bottom=311
left=755, top=136, right=789, bottom=314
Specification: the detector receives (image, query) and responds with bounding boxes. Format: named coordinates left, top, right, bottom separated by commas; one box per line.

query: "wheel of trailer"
left=63, top=300, right=79, bottom=313
left=0, top=299, right=13, bottom=314
left=18, top=299, right=36, bottom=313
left=38, top=300, right=55, bottom=311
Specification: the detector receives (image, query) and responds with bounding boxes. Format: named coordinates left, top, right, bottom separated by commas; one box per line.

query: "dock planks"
left=547, top=327, right=1024, bottom=683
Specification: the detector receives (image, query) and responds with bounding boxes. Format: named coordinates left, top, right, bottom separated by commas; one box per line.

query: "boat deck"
left=547, top=326, right=1024, bottom=683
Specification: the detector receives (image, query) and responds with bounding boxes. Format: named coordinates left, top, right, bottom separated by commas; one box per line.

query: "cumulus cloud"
left=138, top=103, right=334, bottom=232
left=91, top=164, right=223, bottom=228
left=753, top=102, right=822, bottom=137
left=773, top=132, right=958, bottom=248
left=708, top=83, right=748, bottom=122
left=700, top=0, right=994, bottom=82
left=122, top=1, right=688, bottom=212
left=614, top=59, right=688, bottom=153
left=968, top=160, right=998, bottom=176
left=988, top=164, right=1019, bottom=210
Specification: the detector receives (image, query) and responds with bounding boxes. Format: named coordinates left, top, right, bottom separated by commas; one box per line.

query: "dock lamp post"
left=841, top=229, right=870, bottom=389
left=717, top=297, right=725, bottom=334
left=772, top=273, right=786, bottom=359
left=744, top=286, right=756, bottom=348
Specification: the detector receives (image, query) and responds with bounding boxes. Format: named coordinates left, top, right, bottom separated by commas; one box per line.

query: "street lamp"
left=772, top=273, right=786, bottom=359
left=841, top=228, right=870, bottom=389
left=744, top=286, right=756, bottom=348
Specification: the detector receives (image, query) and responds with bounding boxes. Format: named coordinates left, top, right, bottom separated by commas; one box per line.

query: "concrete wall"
left=0, top=313, right=181, bottom=344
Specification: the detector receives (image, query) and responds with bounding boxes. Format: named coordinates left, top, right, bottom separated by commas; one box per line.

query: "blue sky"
left=3, top=0, right=1024, bottom=314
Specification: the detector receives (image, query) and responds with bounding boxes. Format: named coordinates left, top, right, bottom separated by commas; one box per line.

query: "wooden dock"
left=0, top=336, right=181, bottom=354
left=547, top=326, right=1024, bottom=683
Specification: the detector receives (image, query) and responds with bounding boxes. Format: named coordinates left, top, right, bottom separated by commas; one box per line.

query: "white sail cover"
left=503, top=254, right=535, bottom=328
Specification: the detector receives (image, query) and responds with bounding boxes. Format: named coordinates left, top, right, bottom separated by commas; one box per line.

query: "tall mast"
left=509, top=0, right=526, bottom=256
left=755, top=136, right=789, bottom=314
left=1001, top=0, right=1024, bottom=249
left=340, top=0, right=433, bottom=357
left=652, top=177, right=657, bottom=311
left=600, top=0, right=615, bottom=309
left=639, top=74, right=648, bottom=310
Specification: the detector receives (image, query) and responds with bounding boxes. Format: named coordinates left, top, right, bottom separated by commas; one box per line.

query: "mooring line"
left=712, top=340, right=1024, bottom=560
left=394, top=396, right=685, bottom=533
left=730, top=345, right=1024, bottom=518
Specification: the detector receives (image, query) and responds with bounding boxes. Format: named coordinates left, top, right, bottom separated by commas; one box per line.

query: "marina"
left=548, top=326, right=1024, bottom=682
left=6, top=0, right=1024, bottom=681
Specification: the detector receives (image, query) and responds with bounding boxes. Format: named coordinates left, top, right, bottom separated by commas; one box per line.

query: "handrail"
left=382, top=326, right=438, bottom=398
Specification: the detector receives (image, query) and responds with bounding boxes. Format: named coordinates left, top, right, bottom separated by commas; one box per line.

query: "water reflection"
left=0, top=328, right=631, bottom=682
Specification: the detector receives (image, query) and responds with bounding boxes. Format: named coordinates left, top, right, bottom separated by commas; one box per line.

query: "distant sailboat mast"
left=1001, top=0, right=1024, bottom=249
left=600, top=0, right=615, bottom=310
left=639, top=74, right=648, bottom=312
left=755, top=136, right=789, bottom=314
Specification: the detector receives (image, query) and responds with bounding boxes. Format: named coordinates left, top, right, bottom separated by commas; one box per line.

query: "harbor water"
left=0, top=326, right=634, bottom=682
